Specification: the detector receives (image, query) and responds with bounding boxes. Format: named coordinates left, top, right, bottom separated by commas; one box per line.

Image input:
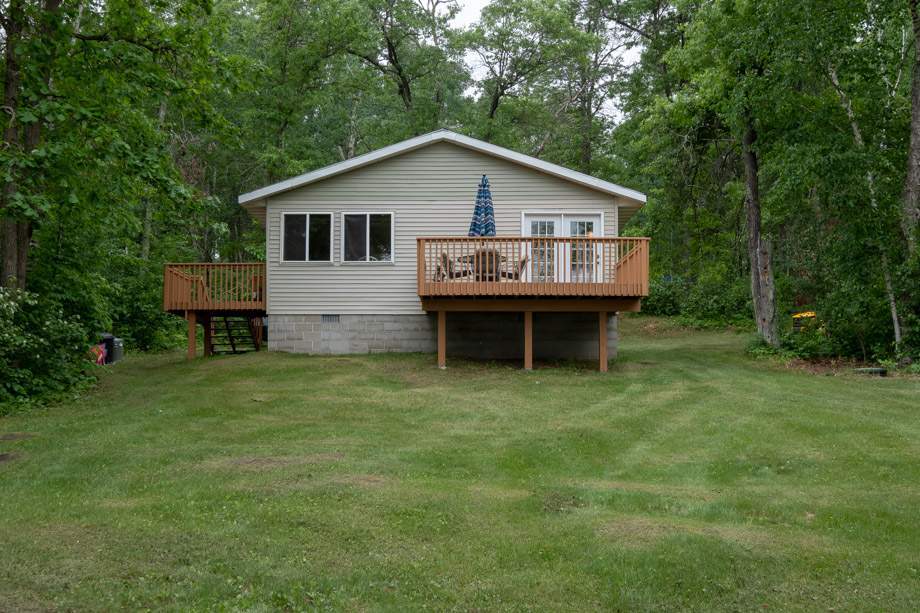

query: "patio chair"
left=500, top=254, right=529, bottom=280
left=473, top=247, right=502, bottom=281
left=435, top=252, right=471, bottom=281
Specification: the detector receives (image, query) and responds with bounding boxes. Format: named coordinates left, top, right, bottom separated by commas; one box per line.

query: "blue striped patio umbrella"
left=467, top=175, right=496, bottom=237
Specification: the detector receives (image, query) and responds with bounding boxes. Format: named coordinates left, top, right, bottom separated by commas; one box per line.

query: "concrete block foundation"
left=268, top=312, right=618, bottom=361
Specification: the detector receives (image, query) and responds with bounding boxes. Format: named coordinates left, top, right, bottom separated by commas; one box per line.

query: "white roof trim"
left=238, top=129, right=647, bottom=205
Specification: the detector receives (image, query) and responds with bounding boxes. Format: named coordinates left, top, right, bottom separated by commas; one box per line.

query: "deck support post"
left=202, top=314, right=212, bottom=357
left=186, top=310, right=197, bottom=360
left=437, top=310, right=446, bottom=369
left=598, top=311, right=608, bottom=372
left=523, top=311, right=533, bottom=370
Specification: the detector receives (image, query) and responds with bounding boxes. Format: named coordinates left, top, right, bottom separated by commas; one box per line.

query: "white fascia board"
left=238, top=129, right=647, bottom=206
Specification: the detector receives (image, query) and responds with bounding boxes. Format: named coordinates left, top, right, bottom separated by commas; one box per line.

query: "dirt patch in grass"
left=542, top=491, right=587, bottom=514
left=0, top=432, right=34, bottom=441
left=0, top=452, right=20, bottom=463
left=600, top=514, right=830, bottom=553
left=200, top=452, right=345, bottom=471
left=785, top=357, right=864, bottom=376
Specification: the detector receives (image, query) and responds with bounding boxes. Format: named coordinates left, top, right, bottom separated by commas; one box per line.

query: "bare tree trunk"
left=141, top=100, right=168, bottom=260
left=903, top=0, right=920, bottom=254
left=579, top=97, right=593, bottom=171
left=881, top=253, right=903, bottom=348
left=422, top=0, right=446, bottom=126
left=140, top=204, right=152, bottom=261
left=742, top=117, right=779, bottom=347
left=337, top=97, right=359, bottom=161
left=828, top=65, right=904, bottom=349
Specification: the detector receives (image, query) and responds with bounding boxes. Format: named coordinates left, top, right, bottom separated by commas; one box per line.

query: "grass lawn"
left=1, top=317, right=919, bottom=611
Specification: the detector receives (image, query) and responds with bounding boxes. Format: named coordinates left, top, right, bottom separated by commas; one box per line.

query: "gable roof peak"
left=238, top=130, right=646, bottom=206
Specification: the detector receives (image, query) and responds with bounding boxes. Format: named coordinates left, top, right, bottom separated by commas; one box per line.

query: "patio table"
left=457, top=248, right=507, bottom=282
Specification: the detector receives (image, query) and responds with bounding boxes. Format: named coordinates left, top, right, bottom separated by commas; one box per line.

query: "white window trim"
left=280, top=211, right=334, bottom=263
left=520, top=211, right=605, bottom=237
left=340, top=212, right=396, bottom=264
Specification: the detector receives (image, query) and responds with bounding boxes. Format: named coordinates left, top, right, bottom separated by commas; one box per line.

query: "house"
left=163, top=130, right=649, bottom=370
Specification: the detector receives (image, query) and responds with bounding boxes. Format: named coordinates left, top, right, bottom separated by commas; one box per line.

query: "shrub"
left=682, top=274, right=752, bottom=324
left=780, top=318, right=834, bottom=359
left=0, top=288, right=92, bottom=409
left=643, top=276, right=686, bottom=316
left=645, top=272, right=752, bottom=327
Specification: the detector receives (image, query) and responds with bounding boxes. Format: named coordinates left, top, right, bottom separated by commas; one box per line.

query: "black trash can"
left=111, top=338, right=124, bottom=363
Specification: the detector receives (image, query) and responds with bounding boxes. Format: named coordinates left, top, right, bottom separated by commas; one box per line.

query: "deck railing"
left=417, top=236, right=649, bottom=298
left=163, top=263, right=266, bottom=312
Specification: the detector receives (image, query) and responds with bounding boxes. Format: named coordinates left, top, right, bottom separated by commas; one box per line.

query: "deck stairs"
left=208, top=316, right=262, bottom=355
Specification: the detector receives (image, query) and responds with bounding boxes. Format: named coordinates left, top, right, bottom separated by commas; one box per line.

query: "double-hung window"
left=343, top=213, right=394, bottom=262
left=282, top=213, right=332, bottom=262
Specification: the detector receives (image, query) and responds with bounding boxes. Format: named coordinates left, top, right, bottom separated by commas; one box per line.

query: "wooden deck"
left=417, top=236, right=649, bottom=298
left=417, top=236, right=649, bottom=371
left=163, top=263, right=266, bottom=314
left=163, top=263, right=266, bottom=359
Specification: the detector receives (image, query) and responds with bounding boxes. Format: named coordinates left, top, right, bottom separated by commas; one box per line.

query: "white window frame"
left=340, top=212, right=396, bottom=264
left=280, top=211, right=334, bottom=263
left=520, top=211, right=606, bottom=238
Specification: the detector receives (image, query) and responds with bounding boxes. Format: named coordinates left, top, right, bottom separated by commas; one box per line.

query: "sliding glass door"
left=523, top=214, right=602, bottom=283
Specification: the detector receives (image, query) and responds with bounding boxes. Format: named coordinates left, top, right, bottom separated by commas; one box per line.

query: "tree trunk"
left=903, top=0, right=920, bottom=255
left=579, top=97, right=593, bottom=172
left=1, top=0, right=63, bottom=288
left=828, top=64, right=905, bottom=349
left=1, top=0, right=25, bottom=287
left=742, top=117, right=779, bottom=347
left=141, top=100, right=168, bottom=260
left=881, top=253, right=903, bottom=348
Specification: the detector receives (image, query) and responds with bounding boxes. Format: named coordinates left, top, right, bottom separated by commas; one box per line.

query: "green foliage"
left=107, top=257, right=186, bottom=351
left=643, top=273, right=751, bottom=327
left=0, top=288, right=91, bottom=409
left=4, top=0, right=920, bottom=408
left=614, top=0, right=918, bottom=360
left=780, top=319, right=835, bottom=360
left=642, top=276, right=684, bottom=316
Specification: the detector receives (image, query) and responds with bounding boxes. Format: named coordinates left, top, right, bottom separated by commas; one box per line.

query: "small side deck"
left=163, top=263, right=266, bottom=358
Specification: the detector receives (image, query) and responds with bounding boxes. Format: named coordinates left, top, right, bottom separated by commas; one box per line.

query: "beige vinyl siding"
left=243, top=201, right=267, bottom=226
left=265, top=141, right=627, bottom=315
